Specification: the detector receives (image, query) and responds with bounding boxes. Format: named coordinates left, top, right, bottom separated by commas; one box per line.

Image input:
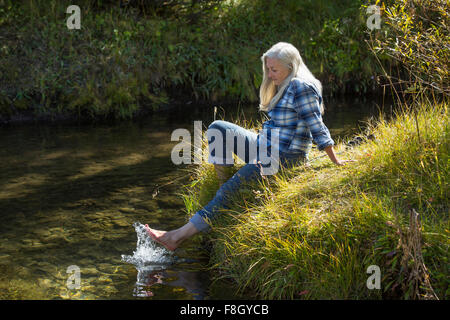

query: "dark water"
left=0, top=96, right=388, bottom=299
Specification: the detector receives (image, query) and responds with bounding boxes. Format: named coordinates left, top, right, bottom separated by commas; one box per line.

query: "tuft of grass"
left=182, top=100, right=449, bottom=299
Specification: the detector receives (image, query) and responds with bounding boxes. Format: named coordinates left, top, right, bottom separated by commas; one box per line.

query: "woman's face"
left=266, top=57, right=291, bottom=86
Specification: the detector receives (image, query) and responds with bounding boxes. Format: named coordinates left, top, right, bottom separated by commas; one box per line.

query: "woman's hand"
left=333, top=159, right=357, bottom=166
left=324, top=145, right=356, bottom=166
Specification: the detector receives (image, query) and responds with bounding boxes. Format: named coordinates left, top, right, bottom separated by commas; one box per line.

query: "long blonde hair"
left=259, top=42, right=324, bottom=114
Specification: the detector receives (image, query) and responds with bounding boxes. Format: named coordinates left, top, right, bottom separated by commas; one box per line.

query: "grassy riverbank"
left=179, top=1, right=449, bottom=299
left=0, top=0, right=380, bottom=121
left=182, top=100, right=449, bottom=299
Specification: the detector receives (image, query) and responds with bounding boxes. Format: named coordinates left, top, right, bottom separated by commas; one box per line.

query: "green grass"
left=181, top=100, right=449, bottom=299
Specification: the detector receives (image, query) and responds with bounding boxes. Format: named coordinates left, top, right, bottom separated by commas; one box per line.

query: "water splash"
left=121, top=222, right=174, bottom=267
left=121, top=222, right=201, bottom=297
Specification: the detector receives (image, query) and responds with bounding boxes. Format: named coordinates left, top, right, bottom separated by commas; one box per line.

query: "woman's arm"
left=292, top=81, right=355, bottom=166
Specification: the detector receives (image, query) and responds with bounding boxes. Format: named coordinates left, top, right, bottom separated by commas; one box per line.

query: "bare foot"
left=144, top=225, right=179, bottom=251
left=144, top=222, right=200, bottom=252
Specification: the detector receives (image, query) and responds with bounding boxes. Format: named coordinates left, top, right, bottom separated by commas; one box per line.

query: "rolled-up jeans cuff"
left=189, top=212, right=211, bottom=232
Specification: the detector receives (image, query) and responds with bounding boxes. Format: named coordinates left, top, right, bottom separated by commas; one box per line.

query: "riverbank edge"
left=0, top=89, right=389, bottom=126
left=0, top=89, right=239, bottom=126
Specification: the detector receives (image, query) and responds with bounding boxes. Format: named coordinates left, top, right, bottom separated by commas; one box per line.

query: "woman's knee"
left=208, top=120, right=229, bottom=131
left=207, top=120, right=227, bottom=141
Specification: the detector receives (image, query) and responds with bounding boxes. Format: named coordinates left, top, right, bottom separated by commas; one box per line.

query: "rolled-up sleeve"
left=292, top=81, right=334, bottom=151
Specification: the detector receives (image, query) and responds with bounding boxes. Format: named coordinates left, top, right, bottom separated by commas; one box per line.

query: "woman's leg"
left=146, top=121, right=261, bottom=250
left=188, top=151, right=308, bottom=233
left=208, top=120, right=258, bottom=185
left=207, top=120, right=258, bottom=165
left=146, top=162, right=262, bottom=250
left=188, top=162, right=261, bottom=232
left=189, top=120, right=261, bottom=231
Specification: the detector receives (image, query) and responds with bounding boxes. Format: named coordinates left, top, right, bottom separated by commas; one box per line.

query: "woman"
left=145, top=42, right=354, bottom=251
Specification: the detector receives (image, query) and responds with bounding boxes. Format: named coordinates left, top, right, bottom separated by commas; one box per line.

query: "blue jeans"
left=189, top=120, right=307, bottom=232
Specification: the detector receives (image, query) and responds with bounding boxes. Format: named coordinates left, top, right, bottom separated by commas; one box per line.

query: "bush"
left=369, top=0, right=449, bottom=96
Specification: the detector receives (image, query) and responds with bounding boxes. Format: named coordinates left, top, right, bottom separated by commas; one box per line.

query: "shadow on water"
left=0, top=95, right=393, bottom=299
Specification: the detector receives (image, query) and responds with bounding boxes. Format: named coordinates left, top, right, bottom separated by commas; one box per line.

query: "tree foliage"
left=370, top=0, right=449, bottom=96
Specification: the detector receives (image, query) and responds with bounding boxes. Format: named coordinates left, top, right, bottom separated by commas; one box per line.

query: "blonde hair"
left=259, top=42, right=324, bottom=114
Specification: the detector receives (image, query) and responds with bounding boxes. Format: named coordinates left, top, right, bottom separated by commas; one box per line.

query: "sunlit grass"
left=182, top=100, right=449, bottom=299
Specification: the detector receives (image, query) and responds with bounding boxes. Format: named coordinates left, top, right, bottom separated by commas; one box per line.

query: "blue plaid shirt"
left=259, top=78, right=334, bottom=156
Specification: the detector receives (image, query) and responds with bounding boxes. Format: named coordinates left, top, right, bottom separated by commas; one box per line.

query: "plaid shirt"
left=259, top=78, right=334, bottom=156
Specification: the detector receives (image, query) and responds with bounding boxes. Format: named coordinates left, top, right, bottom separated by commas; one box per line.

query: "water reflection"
left=122, top=222, right=209, bottom=299
left=134, top=267, right=164, bottom=297
left=132, top=268, right=207, bottom=299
